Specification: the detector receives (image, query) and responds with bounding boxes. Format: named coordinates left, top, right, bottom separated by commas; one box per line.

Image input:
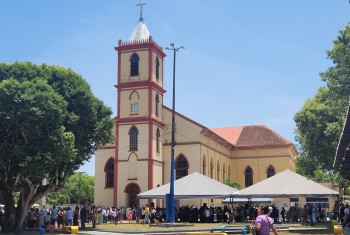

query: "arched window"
left=210, top=159, right=214, bottom=178
left=130, top=53, right=140, bottom=77
left=105, top=158, right=114, bottom=188
left=156, top=128, right=160, bottom=153
left=175, top=154, right=188, bottom=180
left=245, top=166, right=253, bottom=187
left=217, top=161, right=220, bottom=181
left=155, top=94, right=159, bottom=117
left=267, top=165, right=275, bottom=178
left=223, top=163, right=226, bottom=181
left=129, top=126, right=138, bottom=151
left=228, top=165, right=231, bottom=180
left=155, top=57, right=160, bottom=80
left=202, top=155, right=206, bottom=176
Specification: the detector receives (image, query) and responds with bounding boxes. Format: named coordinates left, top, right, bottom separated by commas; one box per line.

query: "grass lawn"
left=70, top=221, right=335, bottom=235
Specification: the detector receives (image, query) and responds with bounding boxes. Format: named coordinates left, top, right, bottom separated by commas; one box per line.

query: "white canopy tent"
left=233, top=169, right=339, bottom=198
left=222, top=198, right=272, bottom=204
left=138, top=172, right=238, bottom=199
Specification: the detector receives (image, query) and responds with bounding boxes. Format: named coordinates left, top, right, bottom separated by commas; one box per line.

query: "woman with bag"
left=253, top=205, right=278, bottom=235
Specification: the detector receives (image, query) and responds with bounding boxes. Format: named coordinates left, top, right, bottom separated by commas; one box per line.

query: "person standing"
left=301, top=205, right=308, bottom=226
left=38, top=206, right=47, bottom=228
left=115, top=208, right=120, bottom=225
left=254, top=205, right=278, bottom=235
left=28, top=208, right=36, bottom=228
left=73, top=206, right=79, bottom=226
left=50, top=206, right=58, bottom=226
left=65, top=207, right=73, bottom=226
left=80, top=205, right=87, bottom=230
left=308, top=205, right=314, bottom=226
left=128, top=208, right=134, bottom=223
left=135, top=207, right=141, bottom=224
left=144, top=205, right=150, bottom=224
left=280, top=207, right=285, bottom=223
left=57, top=207, right=63, bottom=229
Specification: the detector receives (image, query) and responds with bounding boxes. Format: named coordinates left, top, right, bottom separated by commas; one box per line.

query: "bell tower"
left=113, top=1, right=166, bottom=207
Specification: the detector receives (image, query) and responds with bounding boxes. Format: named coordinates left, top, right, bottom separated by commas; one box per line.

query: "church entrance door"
left=125, top=183, right=140, bottom=207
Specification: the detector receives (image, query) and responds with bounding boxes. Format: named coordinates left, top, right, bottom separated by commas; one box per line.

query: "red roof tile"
left=210, top=126, right=244, bottom=145
left=210, top=125, right=292, bottom=147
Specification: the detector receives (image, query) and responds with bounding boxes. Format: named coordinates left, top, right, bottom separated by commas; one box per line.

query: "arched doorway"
left=124, top=183, right=141, bottom=207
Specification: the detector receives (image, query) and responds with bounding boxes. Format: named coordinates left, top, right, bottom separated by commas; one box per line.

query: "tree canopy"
left=0, top=62, right=114, bottom=232
left=294, top=23, right=350, bottom=181
left=46, top=173, right=94, bottom=206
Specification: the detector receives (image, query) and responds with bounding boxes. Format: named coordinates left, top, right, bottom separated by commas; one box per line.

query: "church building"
left=94, top=4, right=298, bottom=208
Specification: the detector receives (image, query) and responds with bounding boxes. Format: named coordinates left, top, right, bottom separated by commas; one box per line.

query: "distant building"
left=94, top=6, right=298, bottom=208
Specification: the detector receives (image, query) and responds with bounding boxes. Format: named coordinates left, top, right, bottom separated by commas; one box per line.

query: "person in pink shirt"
left=254, top=205, right=278, bottom=235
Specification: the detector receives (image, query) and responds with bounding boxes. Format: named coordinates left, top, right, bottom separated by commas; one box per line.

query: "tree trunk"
left=2, top=190, right=16, bottom=233
left=2, top=186, right=35, bottom=233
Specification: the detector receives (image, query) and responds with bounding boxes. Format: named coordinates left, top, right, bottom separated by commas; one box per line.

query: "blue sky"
left=1, top=1, right=349, bottom=175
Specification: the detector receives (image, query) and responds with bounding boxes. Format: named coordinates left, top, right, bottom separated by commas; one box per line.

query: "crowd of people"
left=333, top=203, right=350, bottom=228
left=26, top=205, right=91, bottom=230
left=3, top=202, right=340, bottom=233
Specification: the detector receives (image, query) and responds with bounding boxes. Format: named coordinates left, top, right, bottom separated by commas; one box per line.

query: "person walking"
left=253, top=205, right=278, bottom=235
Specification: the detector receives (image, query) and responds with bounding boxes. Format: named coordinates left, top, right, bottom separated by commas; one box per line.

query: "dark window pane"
left=245, top=166, right=253, bottom=187
left=155, top=57, right=159, bottom=80
left=130, top=126, right=138, bottom=151
left=267, top=166, right=275, bottom=178
left=176, top=155, right=188, bottom=180
left=130, top=53, right=139, bottom=76
left=106, top=159, right=114, bottom=187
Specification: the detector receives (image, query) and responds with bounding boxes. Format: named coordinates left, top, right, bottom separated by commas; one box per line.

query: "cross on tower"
left=136, top=0, right=147, bottom=22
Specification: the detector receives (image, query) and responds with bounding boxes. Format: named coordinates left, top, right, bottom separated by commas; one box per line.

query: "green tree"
left=46, top=173, right=94, bottom=206
left=223, top=178, right=240, bottom=189
left=294, top=22, right=350, bottom=177
left=0, top=62, right=114, bottom=232
left=294, top=87, right=343, bottom=172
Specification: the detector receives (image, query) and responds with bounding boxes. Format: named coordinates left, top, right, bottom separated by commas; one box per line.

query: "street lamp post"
left=76, top=171, right=86, bottom=205
left=165, top=43, right=184, bottom=223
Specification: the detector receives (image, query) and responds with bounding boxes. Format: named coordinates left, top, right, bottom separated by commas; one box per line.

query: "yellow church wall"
left=120, top=50, right=149, bottom=83
left=94, top=147, right=115, bottom=206
left=151, top=160, right=164, bottom=188
left=199, top=140, right=232, bottom=181
left=161, top=145, right=171, bottom=184
left=119, top=88, right=149, bottom=119
left=162, top=108, right=203, bottom=145
left=117, top=159, right=148, bottom=206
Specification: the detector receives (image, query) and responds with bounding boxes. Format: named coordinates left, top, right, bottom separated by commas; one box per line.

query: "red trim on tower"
left=116, top=80, right=166, bottom=94
left=116, top=37, right=166, bottom=58
left=117, top=116, right=164, bottom=127
left=114, top=120, right=119, bottom=207
left=148, top=48, right=154, bottom=191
